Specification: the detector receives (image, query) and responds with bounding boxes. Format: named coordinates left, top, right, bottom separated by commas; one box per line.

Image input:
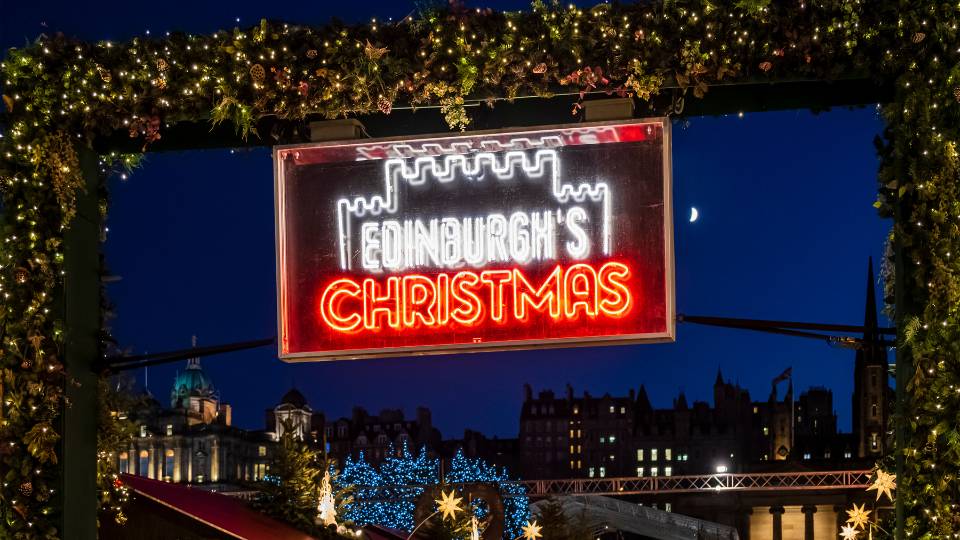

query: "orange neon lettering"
left=317, top=262, right=635, bottom=334
left=598, top=262, right=632, bottom=317
left=450, top=271, right=483, bottom=326
left=319, top=278, right=362, bottom=332
left=436, top=273, right=451, bottom=326
left=564, top=264, right=599, bottom=319
left=513, top=266, right=562, bottom=320
left=480, top=270, right=513, bottom=323
left=402, top=275, right=437, bottom=328
left=363, top=276, right=401, bottom=330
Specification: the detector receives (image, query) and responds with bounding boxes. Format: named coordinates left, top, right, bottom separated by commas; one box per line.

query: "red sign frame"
left=274, top=119, right=674, bottom=361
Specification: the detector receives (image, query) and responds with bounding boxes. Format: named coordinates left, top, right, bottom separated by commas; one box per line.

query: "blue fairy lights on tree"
left=337, top=444, right=529, bottom=538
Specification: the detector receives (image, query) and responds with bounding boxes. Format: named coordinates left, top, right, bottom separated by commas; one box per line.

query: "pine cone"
left=19, top=482, right=32, bottom=497
left=156, top=58, right=168, bottom=72
left=306, top=49, right=318, bottom=59
left=911, top=32, right=926, bottom=43
left=378, top=96, right=392, bottom=115
left=532, top=63, right=547, bottom=74
left=250, top=64, right=266, bottom=83
left=759, top=61, right=773, bottom=72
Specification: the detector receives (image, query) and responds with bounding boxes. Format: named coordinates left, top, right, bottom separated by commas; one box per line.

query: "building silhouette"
left=519, top=259, right=889, bottom=479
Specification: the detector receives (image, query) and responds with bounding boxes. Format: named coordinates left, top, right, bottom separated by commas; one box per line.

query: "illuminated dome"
left=170, top=357, right=216, bottom=409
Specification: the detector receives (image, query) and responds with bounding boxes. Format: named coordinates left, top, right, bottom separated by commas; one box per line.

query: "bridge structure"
left=518, top=469, right=873, bottom=497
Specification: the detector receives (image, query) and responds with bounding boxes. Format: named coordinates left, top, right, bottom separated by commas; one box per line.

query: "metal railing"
left=519, top=469, right=872, bottom=496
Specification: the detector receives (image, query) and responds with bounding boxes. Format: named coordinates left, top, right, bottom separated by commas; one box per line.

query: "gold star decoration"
left=839, top=524, right=861, bottom=540
left=435, top=489, right=463, bottom=521
left=866, top=469, right=896, bottom=502
left=521, top=520, right=543, bottom=540
left=846, top=503, right=871, bottom=530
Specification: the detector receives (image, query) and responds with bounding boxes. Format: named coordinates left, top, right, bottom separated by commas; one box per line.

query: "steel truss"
left=519, top=470, right=872, bottom=497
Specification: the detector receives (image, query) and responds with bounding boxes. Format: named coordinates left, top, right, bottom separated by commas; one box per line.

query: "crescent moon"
left=689, top=207, right=699, bottom=223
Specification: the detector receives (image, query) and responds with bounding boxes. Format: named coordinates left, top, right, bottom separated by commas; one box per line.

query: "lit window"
left=569, top=429, right=574, bottom=438
left=119, top=452, right=128, bottom=473
left=570, top=460, right=575, bottom=470
left=763, top=427, right=769, bottom=436
left=258, top=445, right=267, bottom=457
left=589, top=467, right=595, bottom=478
left=196, top=475, right=204, bottom=483
left=665, top=448, right=672, bottom=461
left=573, top=405, right=579, bottom=414
left=138, top=450, right=149, bottom=477
left=620, top=406, right=626, bottom=414
left=599, top=467, right=606, bottom=478
left=665, top=503, right=673, bottom=512
left=140, top=425, right=147, bottom=438
left=665, top=466, right=672, bottom=477
left=609, top=435, right=616, bottom=443
left=600, top=436, right=606, bottom=443
left=165, top=424, right=173, bottom=436
left=637, top=449, right=644, bottom=461
left=609, top=406, right=615, bottom=413
left=577, top=445, right=582, bottom=453
left=715, top=465, right=728, bottom=473
left=825, top=451, right=832, bottom=459
left=636, top=467, right=644, bottom=477
left=164, top=449, right=175, bottom=479
left=803, top=453, right=811, bottom=460
left=609, top=454, right=615, bottom=461
left=651, top=467, right=658, bottom=477
left=844, top=451, right=852, bottom=459
left=870, top=432, right=879, bottom=450
left=753, top=406, right=758, bottom=414
left=577, top=460, right=581, bottom=469
left=651, top=448, right=658, bottom=461
left=577, top=429, right=581, bottom=437
left=570, top=445, right=575, bottom=454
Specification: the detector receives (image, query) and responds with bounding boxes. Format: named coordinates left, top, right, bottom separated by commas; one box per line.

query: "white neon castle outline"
left=336, top=149, right=611, bottom=271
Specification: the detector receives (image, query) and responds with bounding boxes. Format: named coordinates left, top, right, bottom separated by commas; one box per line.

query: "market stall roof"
left=120, top=474, right=315, bottom=540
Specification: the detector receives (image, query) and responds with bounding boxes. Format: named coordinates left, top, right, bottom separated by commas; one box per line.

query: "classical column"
left=770, top=506, right=785, bottom=540
left=173, top=445, right=181, bottom=483
left=737, top=507, right=752, bottom=540
left=802, top=505, right=818, bottom=540
left=834, top=505, right=846, bottom=536
left=211, top=438, right=220, bottom=483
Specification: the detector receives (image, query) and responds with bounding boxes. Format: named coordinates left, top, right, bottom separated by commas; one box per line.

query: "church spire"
left=187, top=335, right=201, bottom=368
left=715, top=367, right=724, bottom=386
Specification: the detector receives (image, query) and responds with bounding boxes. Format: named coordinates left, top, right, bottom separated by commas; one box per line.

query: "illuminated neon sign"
left=275, top=120, right=674, bottom=361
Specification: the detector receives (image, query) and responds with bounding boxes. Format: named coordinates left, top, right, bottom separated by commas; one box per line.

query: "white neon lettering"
left=336, top=149, right=612, bottom=271
left=463, top=217, right=485, bottom=265
left=414, top=218, right=441, bottom=267
left=361, top=223, right=381, bottom=271
left=486, top=214, right=508, bottom=263
left=440, top=218, right=462, bottom=266
left=565, top=206, right=590, bottom=259
left=381, top=221, right=403, bottom=269
left=531, top=210, right=555, bottom=261
left=508, top=212, right=532, bottom=264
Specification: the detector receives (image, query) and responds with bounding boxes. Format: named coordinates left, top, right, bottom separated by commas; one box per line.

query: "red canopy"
left=120, top=474, right=315, bottom=540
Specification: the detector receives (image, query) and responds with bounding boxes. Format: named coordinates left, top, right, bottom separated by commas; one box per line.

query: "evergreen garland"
left=0, top=1, right=958, bottom=537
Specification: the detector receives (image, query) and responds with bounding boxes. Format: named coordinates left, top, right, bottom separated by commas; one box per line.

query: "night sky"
left=4, top=1, right=891, bottom=439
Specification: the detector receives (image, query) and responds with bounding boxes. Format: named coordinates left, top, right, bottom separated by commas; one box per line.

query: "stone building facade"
left=119, top=356, right=274, bottom=488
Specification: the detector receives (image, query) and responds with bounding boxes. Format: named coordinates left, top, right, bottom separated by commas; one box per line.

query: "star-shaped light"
left=839, top=524, right=861, bottom=540
left=521, top=520, right=543, bottom=540
left=435, top=490, right=463, bottom=521
left=866, top=469, right=896, bottom=502
left=846, top=503, right=871, bottom=530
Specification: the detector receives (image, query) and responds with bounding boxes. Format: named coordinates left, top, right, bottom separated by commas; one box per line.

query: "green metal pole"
left=61, top=145, right=100, bottom=539
left=893, top=191, right=910, bottom=540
